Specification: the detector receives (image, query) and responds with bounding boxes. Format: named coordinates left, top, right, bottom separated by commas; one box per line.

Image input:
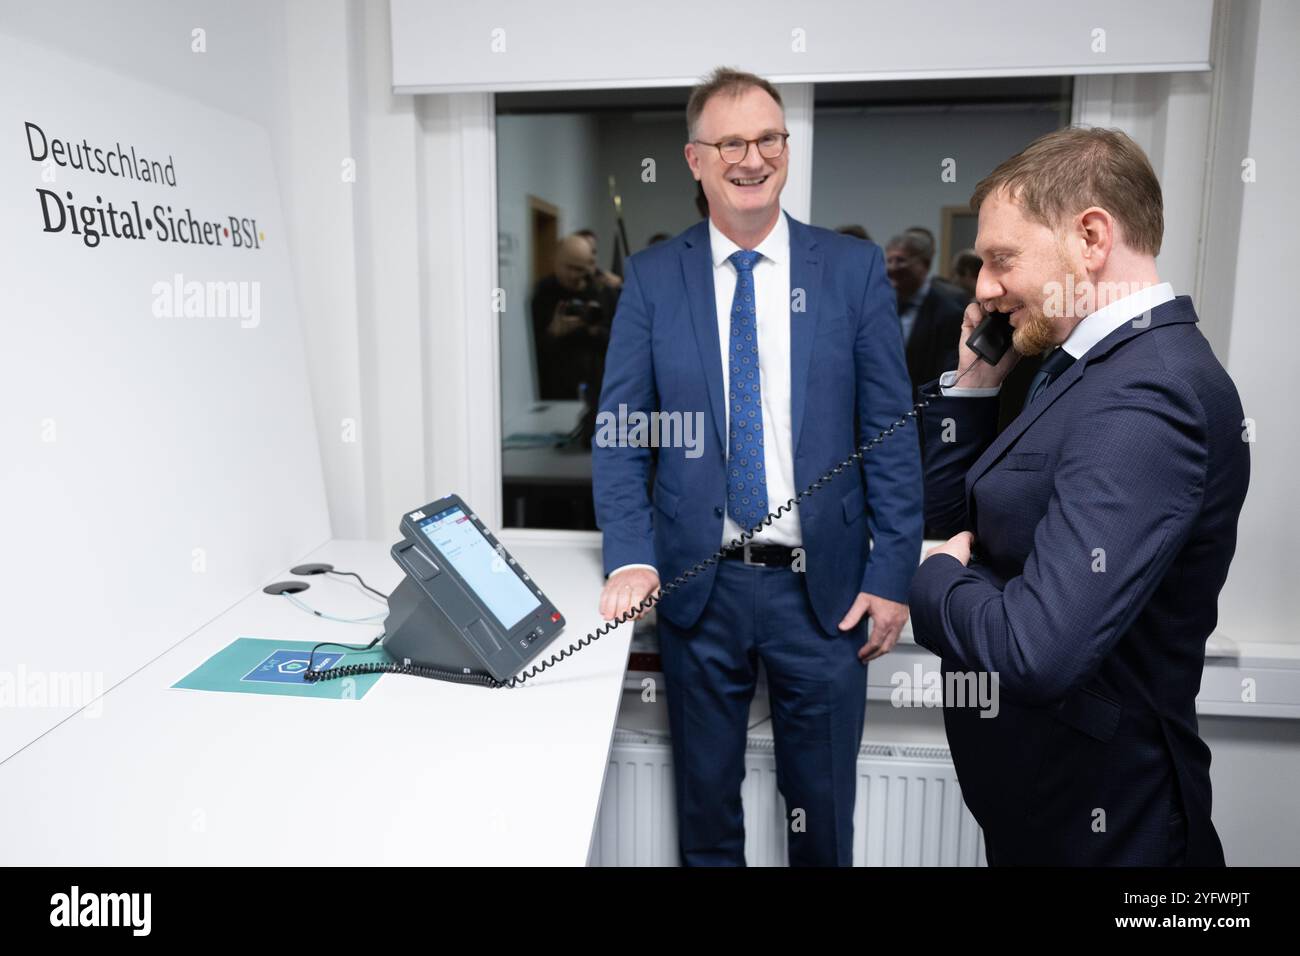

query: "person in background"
left=575, top=228, right=624, bottom=291
left=885, top=231, right=967, bottom=393
left=951, top=248, right=982, bottom=301
left=836, top=224, right=872, bottom=241
left=904, top=225, right=967, bottom=301
left=529, top=233, right=619, bottom=402
left=905, top=225, right=938, bottom=249
left=646, top=232, right=672, bottom=246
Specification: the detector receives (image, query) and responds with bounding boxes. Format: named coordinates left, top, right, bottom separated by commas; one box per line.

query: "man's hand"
left=547, top=302, right=587, bottom=338
left=955, top=301, right=1022, bottom=389
left=599, top=567, right=660, bottom=622
left=839, top=592, right=910, bottom=662
left=925, top=530, right=975, bottom=566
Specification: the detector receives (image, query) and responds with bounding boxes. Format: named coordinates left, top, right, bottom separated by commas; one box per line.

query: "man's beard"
left=1012, top=259, right=1081, bottom=357
left=1011, top=308, right=1057, bottom=357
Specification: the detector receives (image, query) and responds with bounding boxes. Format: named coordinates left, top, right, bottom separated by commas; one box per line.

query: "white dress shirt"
left=609, top=212, right=802, bottom=579
left=708, top=213, right=801, bottom=548
left=897, top=277, right=931, bottom=346
left=939, top=282, right=1175, bottom=396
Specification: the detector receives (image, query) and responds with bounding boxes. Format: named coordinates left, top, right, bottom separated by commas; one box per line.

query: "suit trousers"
left=657, top=559, right=869, bottom=866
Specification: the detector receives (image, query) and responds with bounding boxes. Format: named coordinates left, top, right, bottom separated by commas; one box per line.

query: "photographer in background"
left=530, top=233, right=621, bottom=403
left=575, top=228, right=624, bottom=291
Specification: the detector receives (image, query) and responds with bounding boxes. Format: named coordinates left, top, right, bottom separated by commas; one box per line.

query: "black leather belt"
left=721, top=542, right=799, bottom=568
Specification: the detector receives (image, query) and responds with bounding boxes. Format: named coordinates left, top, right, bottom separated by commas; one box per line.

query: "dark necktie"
left=726, top=249, right=768, bottom=531
left=1024, top=346, right=1077, bottom=408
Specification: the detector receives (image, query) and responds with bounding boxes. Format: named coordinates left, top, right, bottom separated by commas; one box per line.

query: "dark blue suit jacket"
left=593, top=213, right=923, bottom=634
left=910, top=296, right=1249, bottom=865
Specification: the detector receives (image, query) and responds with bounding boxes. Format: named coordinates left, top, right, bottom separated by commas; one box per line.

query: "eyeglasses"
left=692, top=132, right=790, bottom=165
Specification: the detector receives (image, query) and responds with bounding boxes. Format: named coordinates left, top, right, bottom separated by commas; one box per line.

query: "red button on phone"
left=550, top=612, right=561, bottom=622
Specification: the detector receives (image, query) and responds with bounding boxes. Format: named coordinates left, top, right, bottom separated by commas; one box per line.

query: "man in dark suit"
left=910, top=127, right=1249, bottom=866
left=884, top=232, right=968, bottom=393
left=885, top=232, right=969, bottom=537
left=593, top=67, right=922, bottom=866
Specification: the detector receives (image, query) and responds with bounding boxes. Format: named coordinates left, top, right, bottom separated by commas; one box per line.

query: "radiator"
left=589, top=728, right=986, bottom=866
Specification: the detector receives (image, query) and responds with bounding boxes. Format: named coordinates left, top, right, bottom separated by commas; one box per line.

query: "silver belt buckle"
left=742, top=541, right=762, bottom=567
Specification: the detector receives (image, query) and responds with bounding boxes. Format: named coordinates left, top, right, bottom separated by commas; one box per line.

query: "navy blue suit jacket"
left=910, top=296, right=1249, bottom=865
left=593, top=213, right=923, bottom=635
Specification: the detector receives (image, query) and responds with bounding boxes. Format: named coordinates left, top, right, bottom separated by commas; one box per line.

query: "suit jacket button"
left=713, top=506, right=723, bottom=518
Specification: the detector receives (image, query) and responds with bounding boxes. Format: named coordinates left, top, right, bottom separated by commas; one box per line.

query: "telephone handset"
left=306, top=318, right=995, bottom=689
left=966, top=310, right=1014, bottom=365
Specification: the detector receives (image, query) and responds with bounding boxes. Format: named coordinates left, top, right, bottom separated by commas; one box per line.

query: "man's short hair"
left=904, top=226, right=936, bottom=262
left=886, top=232, right=932, bottom=265
left=952, top=249, right=982, bottom=278
left=686, top=66, right=784, bottom=140
left=970, top=126, right=1164, bottom=256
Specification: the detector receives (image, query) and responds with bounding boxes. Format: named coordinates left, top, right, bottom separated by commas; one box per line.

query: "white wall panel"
left=392, top=0, right=1212, bottom=93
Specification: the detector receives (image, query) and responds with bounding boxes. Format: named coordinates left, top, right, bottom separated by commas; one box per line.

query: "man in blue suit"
left=910, top=127, right=1249, bottom=866
left=592, top=67, right=922, bottom=866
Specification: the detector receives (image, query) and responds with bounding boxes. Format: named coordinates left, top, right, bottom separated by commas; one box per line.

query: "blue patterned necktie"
left=726, top=249, right=768, bottom=531
left=1023, top=346, right=1078, bottom=408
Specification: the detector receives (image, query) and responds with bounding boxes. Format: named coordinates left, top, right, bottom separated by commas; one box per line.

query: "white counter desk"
left=4, top=529, right=1294, bottom=867
left=0, top=536, right=627, bottom=866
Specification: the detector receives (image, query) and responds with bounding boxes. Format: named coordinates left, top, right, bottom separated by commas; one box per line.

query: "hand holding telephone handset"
left=305, top=308, right=1020, bottom=688
left=955, top=305, right=1021, bottom=388
left=966, top=309, right=1014, bottom=364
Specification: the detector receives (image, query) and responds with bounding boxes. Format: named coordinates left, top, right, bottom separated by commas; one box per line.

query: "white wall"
left=390, top=0, right=1215, bottom=93
left=1073, top=71, right=1219, bottom=349
left=0, top=0, right=403, bottom=543
left=276, top=0, right=502, bottom=537
left=0, top=0, right=292, bottom=136
left=1215, top=0, right=1299, bottom=648
left=0, top=0, right=447, bottom=545
left=279, top=1, right=370, bottom=539
left=1203, top=715, right=1300, bottom=865
left=0, top=1, right=328, bottom=758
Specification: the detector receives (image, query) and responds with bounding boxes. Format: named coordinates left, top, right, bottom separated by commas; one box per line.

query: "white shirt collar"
left=1060, top=281, right=1175, bottom=359
left=709, top=210, right=789, bottom=269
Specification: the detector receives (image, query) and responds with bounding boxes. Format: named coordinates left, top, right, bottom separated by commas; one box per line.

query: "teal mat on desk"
left=172, top=637, right=386, bottom=700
